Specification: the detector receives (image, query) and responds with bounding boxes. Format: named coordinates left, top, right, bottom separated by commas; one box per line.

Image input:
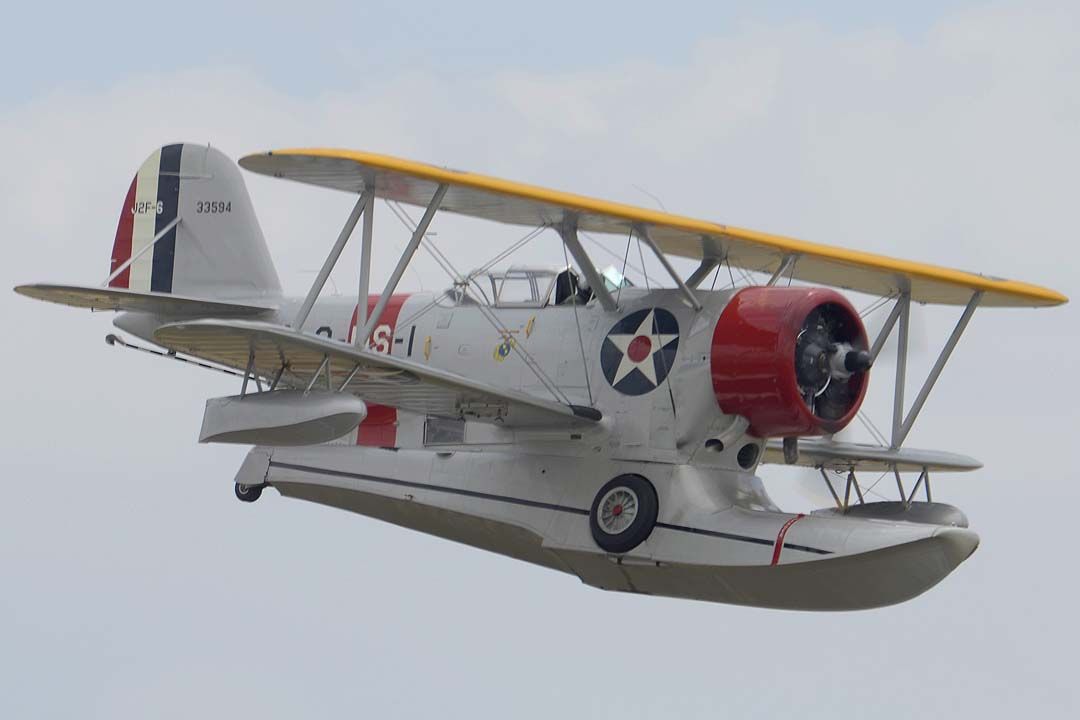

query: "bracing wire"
left=636, top=236, right=650, bottom=290
left=856, top=410, right=889, bottom=447
left=861, top=471, right=891, bottom=500
left=652, top=311, right=679, bottom=422
left=389, top=198, right=546, bottom=293
left=387, top=199, right=499, bottom=325
left=580, top=231, right=655, bottom=286
left=616, top=227, right=633, bottom=306
left=384, top=200, right=569, bottom=405
left=858, top=293, right=897, bottom=319
left=384, top=200, right=458, bottom=280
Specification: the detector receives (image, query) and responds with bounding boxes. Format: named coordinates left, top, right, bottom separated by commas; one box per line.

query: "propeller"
left=788, top=300, right=926, bottom=508
left=794, top=304, right=871, bottom=421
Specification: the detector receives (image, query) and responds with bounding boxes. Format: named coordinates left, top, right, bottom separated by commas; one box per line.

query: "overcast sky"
left=2, top=2, right=1078, bottom=717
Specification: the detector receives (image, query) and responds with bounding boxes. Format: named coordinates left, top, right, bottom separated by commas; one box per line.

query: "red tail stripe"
left=109, top=176, right=138, bottom=288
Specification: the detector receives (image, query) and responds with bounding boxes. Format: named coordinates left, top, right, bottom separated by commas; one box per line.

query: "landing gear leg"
left=234, top=483, right=265, bottom=503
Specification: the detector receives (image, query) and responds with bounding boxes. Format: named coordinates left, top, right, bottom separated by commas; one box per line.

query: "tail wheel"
left=235, top=483, right=264, bottom=503
left=589, top=474, right=659, bottom=554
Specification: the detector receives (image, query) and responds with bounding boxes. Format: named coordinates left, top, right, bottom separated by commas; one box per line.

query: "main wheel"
left=589, top=474, right=659, bottom=554
left=234, top=483, right=264, bottom=503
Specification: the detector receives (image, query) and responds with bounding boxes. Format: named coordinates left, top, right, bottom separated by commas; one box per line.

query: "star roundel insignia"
left=600, top=308, right=680, bottom=395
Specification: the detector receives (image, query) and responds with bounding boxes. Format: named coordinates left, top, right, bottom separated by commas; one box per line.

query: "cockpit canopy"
left=443, top=265, right=632, bottom=308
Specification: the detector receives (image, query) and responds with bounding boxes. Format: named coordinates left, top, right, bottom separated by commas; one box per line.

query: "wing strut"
left=634, top=225, right=702, bottom=311
left=360, top=184, right=448, bottom=345
left=558, top=220, right=618, bottom=311
left=891, top=291, right=911, bottom=447
left=906, top=469, right=930, bottom=504
left=293, top=191, right=370, bottom=330
left=869, top=296, right=904, bottom=361
left=355, top=191, right=375, bottom=345
left=819, top=468, right=843, bottom=509
left=304, top=355, right=331, bottom=394
left=766, top=254, right=798, bottom=287
left=872, top=290, right=982, bottom=448
left=894, top=292, right=982, bottom=447
left=685, top=255, right=720, bottom=288
left=291, top=185, right=449, bottom=348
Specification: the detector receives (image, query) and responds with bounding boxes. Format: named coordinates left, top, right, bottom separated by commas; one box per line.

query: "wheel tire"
left=235, top=483, right=264, bottom=503
left=589, top=474, right=659, bottom=554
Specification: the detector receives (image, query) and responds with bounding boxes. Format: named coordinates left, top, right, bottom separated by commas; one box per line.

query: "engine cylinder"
left=710, top=287, right=869, bottom=437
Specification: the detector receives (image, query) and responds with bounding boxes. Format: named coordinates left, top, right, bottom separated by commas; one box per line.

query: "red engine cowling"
left=710, top=287, right=870, bottom=438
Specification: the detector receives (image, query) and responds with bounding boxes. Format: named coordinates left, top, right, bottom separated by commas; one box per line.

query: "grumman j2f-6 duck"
left=17, top=143, right=1067, bottom=610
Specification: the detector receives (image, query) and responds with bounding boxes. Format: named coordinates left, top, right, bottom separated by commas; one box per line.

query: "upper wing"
left=15, top=284, right=276, bottom=317
left=153, top=319, right=601, bottom=429
left=239, top=148, right=1066, bottom=308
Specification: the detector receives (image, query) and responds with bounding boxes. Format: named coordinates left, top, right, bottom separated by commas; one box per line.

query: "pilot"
left=554, top=267, right=593, bottom=305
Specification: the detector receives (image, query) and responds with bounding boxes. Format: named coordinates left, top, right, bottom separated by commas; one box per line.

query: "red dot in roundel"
left=627, top=335, right=652, bottom=362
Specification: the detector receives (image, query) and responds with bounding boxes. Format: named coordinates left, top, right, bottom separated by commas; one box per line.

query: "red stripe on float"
left=770, top=514, right=806, bottom=566
left=108, top=176, right=138, bottom=288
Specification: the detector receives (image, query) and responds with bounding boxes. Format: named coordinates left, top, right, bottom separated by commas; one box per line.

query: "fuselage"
left=114, top=280, right=979, bottom=610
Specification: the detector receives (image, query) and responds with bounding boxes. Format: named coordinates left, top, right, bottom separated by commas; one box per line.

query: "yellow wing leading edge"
left=239, top=148, right=1067, bottom=308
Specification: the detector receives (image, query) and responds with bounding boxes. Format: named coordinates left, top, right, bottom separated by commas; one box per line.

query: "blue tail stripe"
left=151, top=144, right=183, bottom=293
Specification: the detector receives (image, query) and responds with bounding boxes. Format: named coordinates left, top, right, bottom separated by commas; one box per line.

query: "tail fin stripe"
left=102, top=143, right=281, bottom=300
left=108, top=177, right=138, bottom=288
left=129, top=150, right=161, bottom=291
left=150, top=144, right=183, bottom=293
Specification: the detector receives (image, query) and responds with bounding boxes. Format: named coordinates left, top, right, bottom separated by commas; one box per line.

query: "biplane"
left=16, top=143, right=1067, bottom=610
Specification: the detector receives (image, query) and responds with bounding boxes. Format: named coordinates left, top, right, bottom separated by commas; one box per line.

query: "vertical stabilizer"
left=108, top=143, right=281, bottom=301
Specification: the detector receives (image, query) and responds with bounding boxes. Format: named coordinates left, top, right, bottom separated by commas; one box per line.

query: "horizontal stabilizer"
left=14, top=284, right=277, bottom=317
left=762, top=438, right=981, bottom=473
